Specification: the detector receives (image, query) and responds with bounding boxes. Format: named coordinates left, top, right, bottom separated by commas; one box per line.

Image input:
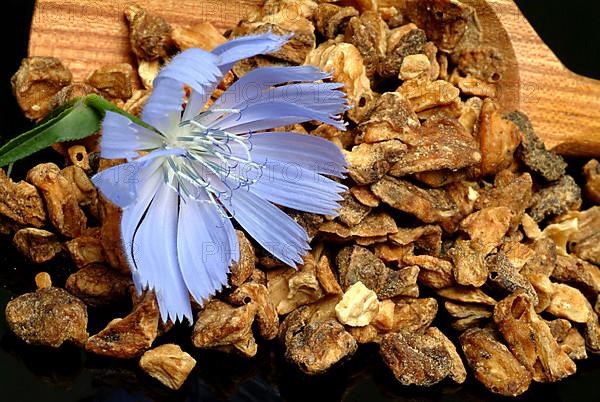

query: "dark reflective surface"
left=515, top=0, right=600, bottom=80
left=1, top=1, right=599, bottom=401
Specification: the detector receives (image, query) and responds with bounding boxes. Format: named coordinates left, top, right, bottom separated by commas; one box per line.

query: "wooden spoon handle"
left=488, top=0, right=600, bottom=157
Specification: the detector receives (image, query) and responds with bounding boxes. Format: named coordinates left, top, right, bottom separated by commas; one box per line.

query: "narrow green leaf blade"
left=0, top=100, right=101, bottom=167
left=0, top=94, right=159, bottom=168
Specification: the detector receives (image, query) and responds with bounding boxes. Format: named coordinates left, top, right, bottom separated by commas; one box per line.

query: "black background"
left=0, top=1, right=599, bottom=401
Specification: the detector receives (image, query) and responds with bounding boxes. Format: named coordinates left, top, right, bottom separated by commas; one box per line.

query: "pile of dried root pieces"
left=3, top=0, right=600, bottom=396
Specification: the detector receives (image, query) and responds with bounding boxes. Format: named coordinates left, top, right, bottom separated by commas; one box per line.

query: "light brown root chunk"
left=139, top=344, right=196, bottom=390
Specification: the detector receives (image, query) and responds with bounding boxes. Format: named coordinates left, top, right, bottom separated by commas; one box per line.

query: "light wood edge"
left=487, top=0, right=600, bottom=156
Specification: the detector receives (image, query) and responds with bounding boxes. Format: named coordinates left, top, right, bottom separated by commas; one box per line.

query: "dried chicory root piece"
left=305, top=40, right=375, bottom=123
left=65, top=228, right=105, bottom=268
left=0, top=169, right=46, bottom=228
left=26, top=163, right=87, bottom=238
left=125, top=5, right=172, bottom=61
left=493, top=292, right=576, bottom=382
left=228, top=282, right=279, bottom=340
left=34, top=272, right=52, bottom=289
left=171, top=21, right=226, bottom=52
left=228, top=230, right=257, bottom=287
left=139, top=344, right=197, bottom=390
left=192, top=300, right=258, bottom=357
left=5, top=287, right=88, bottom=348
left=335, top=281, right=379, bottom=327
left=85, top=291, right=160, bottom=359
left=11, top=56, right=72, bottom=120
left=65, top=264, right=132, bottom=307
left=583, top=159, right=600, bottom=203
left=546, top=318, right=587, bottom=361
left=13, top=228, right=62, bottom=264
left=460, top=328, right=532, bottom=397
left=280, top=303, right=358, bottom=375
left=380, top=327, right=466, bottom=386
left=86, top=63, right=134, bottom=101
left=371, top=175, right=458, bottom=224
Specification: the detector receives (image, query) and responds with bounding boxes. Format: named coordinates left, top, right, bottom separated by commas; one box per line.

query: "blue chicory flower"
left=92, top=33, right=349, bottom=323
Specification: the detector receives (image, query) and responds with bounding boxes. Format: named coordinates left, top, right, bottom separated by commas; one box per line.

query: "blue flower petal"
left=92, top=148, right=186, bottom=209
left=184, top=33, right=292, bottom=122
left=220, top=186, right=309, bottom=267
left=204, top=83, right=347, bottom=128
left=118, top=161, right=163, bottom=284
left=91, top=162, right=140, bottom=208
left=155, top=49, right=222, bottom=96
left=209, top=101, right=346, bottom=133
left=128, top=182, right=193, bottom=323
left=177, top=193, right=238, bottom=305
left=245, top=161, right=347, bottom=215
left=212, top=32, right=291, bottom=73
left=141, top=77, right=186, bottom=134
left=99, top=111, right=164, bottom=160
left=261, top=83, right=347, bottom=114
left=182, top=90, right=210, bottom=122
left=144, top=50, right=223, bottom=130
left=201, top=66, right=348, bottom=132
left=209, top=65, right=332, bottom=111
left=242, top=132, right=348, bottom=178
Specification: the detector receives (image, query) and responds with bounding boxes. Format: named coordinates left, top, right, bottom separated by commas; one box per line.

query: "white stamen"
left=151, top=108, right=265, bottom=211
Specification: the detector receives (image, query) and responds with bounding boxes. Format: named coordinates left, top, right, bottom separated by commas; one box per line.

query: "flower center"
left=160, top=109, right=266, bottom=206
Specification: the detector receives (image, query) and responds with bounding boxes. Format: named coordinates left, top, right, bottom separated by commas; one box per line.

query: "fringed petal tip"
left=327, top=187, right=350, bottom=219
left=139, top=285, right=196, bottom=325
left=212, top=32, right=293, bottom=71
left=258, top=29, right=294, bottom=48
left=329, top=116, right=349, bottom=131
left=128, top=273, right=194, bottom=325
left=132, top=273, right=222, bottom=326
left=270, top=241, right=311, bottom=269
left=159, top=285, right=230, bottom=326
left=322, top=71, right=334, bottom=81
left=318, top=69, right=354, bottom=123
left=158, top=292, right=194, bottom=325
left=318, top=166, right=348, bottom=180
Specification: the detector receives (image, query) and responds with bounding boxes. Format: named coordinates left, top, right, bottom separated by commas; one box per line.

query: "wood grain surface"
left=29, top=0, right=263, bottom=79
left=28, top=0, right=600, bottom=156
left=485, top=0, right=600, bottom=156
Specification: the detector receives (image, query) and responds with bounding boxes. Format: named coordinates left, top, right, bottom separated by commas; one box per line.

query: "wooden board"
left=28, top=0, right=600, bottom=156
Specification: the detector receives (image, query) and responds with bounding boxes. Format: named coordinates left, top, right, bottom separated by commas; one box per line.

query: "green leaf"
left=0, top=99, right=100, bottom=167
left=0, top=94, right=156, bottom=168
